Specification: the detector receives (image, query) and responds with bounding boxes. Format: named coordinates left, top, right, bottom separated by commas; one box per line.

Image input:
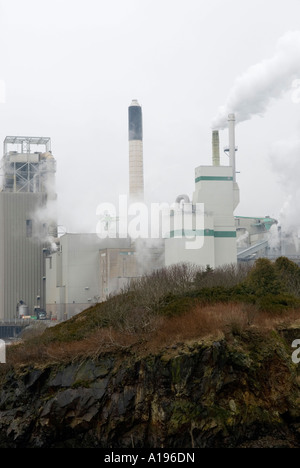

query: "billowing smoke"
left=270, top=138, right=300, bottom=230
left=31, top=198, right=59, bottom=252
left=212, top=31, right=300, bottom=129
left=236, top=230, right=249, bottom=249
left=269, top=138, right=300, bottom=252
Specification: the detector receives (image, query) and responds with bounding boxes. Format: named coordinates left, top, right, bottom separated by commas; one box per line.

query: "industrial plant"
left=165, top=114, right=240, bottom=268
left=0, top=137, right=57, bottom=323
left=0, top=101, right=299, bottom=324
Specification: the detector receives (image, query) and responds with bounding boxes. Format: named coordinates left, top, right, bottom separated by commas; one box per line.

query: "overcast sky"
left=1, top=0, right=300, bottom=233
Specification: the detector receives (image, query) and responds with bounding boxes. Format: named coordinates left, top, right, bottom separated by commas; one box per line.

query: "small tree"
left=194, top=265, right=214, bottom=288
left=246, top=258, right=284, bottom=297
left=275, top=256, right=300, bottom=274
left=194, top=263, right=251, bottom=289
left=274, top=257, right=300, bottom=297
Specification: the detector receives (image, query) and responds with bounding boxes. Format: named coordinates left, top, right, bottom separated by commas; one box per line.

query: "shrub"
left=21, top=259, right=300, bottom=352
left=245, top=258, right=285, bottom=297
left=194, top=263, right=251, bottom=289
left=126, top=263, right=200, bottom=313
left=274, top=257, right=300, bottom=297
left=158, top=295, right=198, bottom=317
left=255, top=293, right=300, bottom=313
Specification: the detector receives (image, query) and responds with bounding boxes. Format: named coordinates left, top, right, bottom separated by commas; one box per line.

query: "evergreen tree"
left=246, top=258, right=284, bottom=297
left=274, top=257, right=300, bottom=297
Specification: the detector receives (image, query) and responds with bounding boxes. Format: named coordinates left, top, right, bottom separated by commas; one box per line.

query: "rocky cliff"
left=1, top=326, right=300, bottom=448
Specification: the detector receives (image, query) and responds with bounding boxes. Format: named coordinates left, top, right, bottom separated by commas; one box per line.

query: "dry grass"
left=7, top=327, right=140, bottom=366
left=6, top=302, right=300, bottom=367
left=138, top=303, right=300, bottom=355
left=146, top=303, right=256, bottom=350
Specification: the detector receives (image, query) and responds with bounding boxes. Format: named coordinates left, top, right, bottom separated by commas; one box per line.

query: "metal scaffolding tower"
left=0, top=136, right=57, bottom=321
left=1, top=136, right=55, bottom=194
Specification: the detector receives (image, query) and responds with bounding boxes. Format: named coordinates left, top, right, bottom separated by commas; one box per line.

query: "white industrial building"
left=0, top=137, right=57, bottom=321
left=165, top=115, right=240, bottom=269
left=45, top=235, right=141, bottom=321
left=45, top=234, right=165, bottom=321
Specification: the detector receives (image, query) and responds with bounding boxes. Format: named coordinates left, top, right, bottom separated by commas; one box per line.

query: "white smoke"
left=268, top=224, right=281, bottom=251
left=133, top=237, right=165, bottom=275
left=212, top=31, right=300, bottom=129
left=32, top=197, right=58, bottom=251
left=269, top=138, right=300, bottom=252
left=270, top=139, right=300, bottom=194
left=236, top=230, right=249, bottom=249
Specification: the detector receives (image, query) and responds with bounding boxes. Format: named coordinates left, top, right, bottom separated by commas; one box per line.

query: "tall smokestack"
left=212, top=130, right=220, bottom=166
left=129, top=99, right=144, bottom=202
left=228, top=113, right=236, bottom=182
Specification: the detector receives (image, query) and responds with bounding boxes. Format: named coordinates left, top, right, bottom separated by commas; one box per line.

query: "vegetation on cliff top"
left=2, top=257, right=300, bottom=449
left=5, top=256, right=300, bottom=366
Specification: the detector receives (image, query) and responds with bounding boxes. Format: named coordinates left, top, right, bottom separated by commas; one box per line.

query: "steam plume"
left=212, top=31, right=300, bottom=129
left=270, top=138, right=300, bottom=232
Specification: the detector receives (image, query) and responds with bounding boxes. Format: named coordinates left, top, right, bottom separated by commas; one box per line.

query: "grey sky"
left=0, top=0, right=300, bottom=232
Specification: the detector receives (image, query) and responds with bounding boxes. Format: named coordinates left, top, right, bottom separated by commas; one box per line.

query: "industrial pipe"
left=228, top=113, right=236, bottom=182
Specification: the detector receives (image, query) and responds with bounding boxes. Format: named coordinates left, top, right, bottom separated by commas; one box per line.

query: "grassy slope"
left=5, top=258, right=300, bottom=366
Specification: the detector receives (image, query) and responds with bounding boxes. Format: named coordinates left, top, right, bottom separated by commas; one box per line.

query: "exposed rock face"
left=1, top=328, right=300, bottom=448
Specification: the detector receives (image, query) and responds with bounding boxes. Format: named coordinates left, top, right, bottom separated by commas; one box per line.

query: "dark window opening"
left=26, top=219, right=33, bottom=237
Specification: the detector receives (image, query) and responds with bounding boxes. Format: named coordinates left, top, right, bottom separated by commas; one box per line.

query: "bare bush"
left=126, top=263, right=200, bottom=312
left=92, top=262, right=252, bottom=337
left=224, top=307, right=250, bottom=336
left=118, top=307, right=159, bottom=335
left=194, top=263, right=252, bottom=289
